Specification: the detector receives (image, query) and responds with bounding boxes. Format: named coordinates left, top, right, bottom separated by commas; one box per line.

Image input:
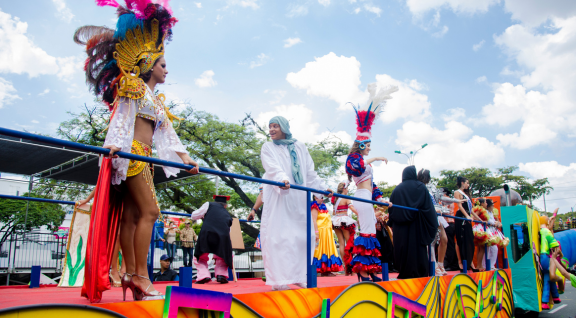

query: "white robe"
left=260, top=141, right=327, bottom=286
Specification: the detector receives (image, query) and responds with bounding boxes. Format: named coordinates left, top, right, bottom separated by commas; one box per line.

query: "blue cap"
left=160, top=254, right=172, bottom=262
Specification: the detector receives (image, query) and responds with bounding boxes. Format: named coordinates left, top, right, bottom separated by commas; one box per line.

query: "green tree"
left=497, top=166, right=553, bottom=205
left=0, top=194, right=66, bottom=249
left=435, top=167, right=502, bottom=197
left=376, top=181, right=396, bottom=199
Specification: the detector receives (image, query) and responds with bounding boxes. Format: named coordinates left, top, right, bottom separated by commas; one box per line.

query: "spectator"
left=164, top=221, right=178, bottom=261
left=153, top=254, right=179, bottom=282
left=440, top=188, right=461, bottom=271
left=179, top=220, right=197, bottom=267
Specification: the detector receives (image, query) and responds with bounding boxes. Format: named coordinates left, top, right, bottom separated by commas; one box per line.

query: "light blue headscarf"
left=269, top=116, right=303, bottom=185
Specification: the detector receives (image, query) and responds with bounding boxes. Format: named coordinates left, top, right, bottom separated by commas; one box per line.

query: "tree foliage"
left=0, top=194, right=66, bottom=249
left=434, top=166, right=553, bottom=204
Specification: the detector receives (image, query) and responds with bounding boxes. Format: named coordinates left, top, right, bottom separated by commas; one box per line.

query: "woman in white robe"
left=260, top=116, right=332, bottom=291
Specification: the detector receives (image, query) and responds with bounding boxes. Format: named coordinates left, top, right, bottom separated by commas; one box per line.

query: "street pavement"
left=539, top=280, right=575, bottom=318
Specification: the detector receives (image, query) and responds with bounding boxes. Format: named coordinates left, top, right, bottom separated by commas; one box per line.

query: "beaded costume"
left=77, top=0, right=183, bottom=303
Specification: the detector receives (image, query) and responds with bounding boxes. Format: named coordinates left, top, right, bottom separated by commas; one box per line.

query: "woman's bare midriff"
left=133, top=117, right=154, bottom=146
left=356, top=180, right=372, bottom=191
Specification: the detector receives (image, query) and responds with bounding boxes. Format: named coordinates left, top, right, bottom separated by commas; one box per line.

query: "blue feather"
left=114, top=13, right=144, bottom=40
left=364, top=101, right=373, bottom=126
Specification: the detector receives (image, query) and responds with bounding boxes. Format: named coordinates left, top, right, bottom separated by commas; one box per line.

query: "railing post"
left=306, top=191, right=317, bottom=288
left=148, top=227, right=155, bottom=281
left=382, top=263, right=389, bottom=281
left=483, top=223, right=489, bottom=270
left=428, top=244, right=435, bottom=276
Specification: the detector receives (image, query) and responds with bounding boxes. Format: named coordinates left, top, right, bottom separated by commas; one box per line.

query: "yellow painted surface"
left=0, top=307, right=120, bottom=318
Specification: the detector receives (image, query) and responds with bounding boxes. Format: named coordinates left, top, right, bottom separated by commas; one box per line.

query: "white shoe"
left=439, top=264, right=448, bottom=276
left=435, top=265, right=446, bottom=276
left=294, top=283, right=307, bottom=289
left=272, top=285, right=290, bottom=291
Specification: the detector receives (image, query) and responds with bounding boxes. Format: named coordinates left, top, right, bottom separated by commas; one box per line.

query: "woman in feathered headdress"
left=76, top=0, right=199, bottom=303
left=345, top=83, right=397, bottom=282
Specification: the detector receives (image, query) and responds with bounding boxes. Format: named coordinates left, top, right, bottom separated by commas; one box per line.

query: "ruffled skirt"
left=350, top=233, right=382, bottom=273
left=313, top=213, right=343, bottom=273
left=332, top=214, right=357, bottom=230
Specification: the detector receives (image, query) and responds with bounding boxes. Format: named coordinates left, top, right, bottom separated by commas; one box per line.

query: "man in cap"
left=153, top=254, right=179, bottom=282
left=192, top=195, right=234, bottom=284
left=180, top=219, right=197, bottom=267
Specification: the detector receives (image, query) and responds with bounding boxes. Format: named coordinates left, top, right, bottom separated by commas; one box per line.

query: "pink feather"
left=95, top=0, right=120, bottom=7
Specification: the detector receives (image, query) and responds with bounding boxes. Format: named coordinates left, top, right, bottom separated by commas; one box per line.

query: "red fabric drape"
left=81, top=158, right=123, bottom=303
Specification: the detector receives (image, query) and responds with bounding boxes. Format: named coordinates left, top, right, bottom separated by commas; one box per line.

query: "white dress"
left=483, top=211, right=499, bottom=270
left=260, top=141, right=327, bottom=286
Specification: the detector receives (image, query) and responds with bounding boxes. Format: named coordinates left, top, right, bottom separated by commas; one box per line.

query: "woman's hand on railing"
left=326, top=189, right=334, bottom=198
left=103, top=145, right=120, bottom=158
left=248, top=208, right=256, bottom=221
left=179, top=153, right=200, bottom=174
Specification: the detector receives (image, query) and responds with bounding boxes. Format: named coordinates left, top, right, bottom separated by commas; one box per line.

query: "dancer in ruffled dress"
left=331, top=181, right=358, bottom=276
left=312, top=195, right=343, bottom=276
left=345, top=83, right=396, bottom=282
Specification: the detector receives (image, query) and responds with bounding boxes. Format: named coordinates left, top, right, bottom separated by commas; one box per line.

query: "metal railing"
left=0, top=231, right=67, bottom=273
left=0, top=127, right=502, bottom=288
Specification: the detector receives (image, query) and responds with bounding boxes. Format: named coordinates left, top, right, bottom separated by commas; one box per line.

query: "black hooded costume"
left=194, top=201, right=234, bottom=268
left=388, top=166, right=438, bottom=279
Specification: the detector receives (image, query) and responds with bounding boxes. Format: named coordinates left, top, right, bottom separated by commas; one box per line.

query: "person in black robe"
left=192, top=195, right=233, bottom=284
left=388, top=166, right=438, bottom=279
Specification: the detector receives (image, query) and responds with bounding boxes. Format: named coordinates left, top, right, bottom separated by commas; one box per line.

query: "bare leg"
left=125, top=170, right=160, bottom=294
left=476, top=246, right=485, bottom=271
left=455, top=240, right=462, bottom=269
left=438, top=226, right=447, bottom=264
left=110, top=236, right=122, bottom=284
left=334, top=228, right=345, bottom=259
left=120, top=193, right=138, bottom=278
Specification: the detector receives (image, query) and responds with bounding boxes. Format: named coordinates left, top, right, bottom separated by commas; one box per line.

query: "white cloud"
left=374, top=74, right=431, bottom=123
left=250, top=53, right=270, bottom=68
left=194, top=2, right=202, bottom=8
left=0, top=77, right=20, bottom=108
left=287, top=4, right=309, bottom=17
left=364, top=4, right=382, bottom=17
left=56, top=56, right=83, bottom=80
left=264, top=89, right=286, bottom=104
left=472, top=39, right=485, bottom=51
left=476, top=75, right=487, bottom=83
left=519, top=161, right=576, bottom=212
left=405, top=0, right=500, bottom=15
left=319, top=0, right=330, bottom=7
left=38, top=89, right=50, bottom=96
left=353, top=8, right=361, bottom=14
left=0, top=10, right=59, bottom=77
left=52, top=0, right=74, bottom=23
left=31, top=120, right=39, bottom=124
left=215, top=14, right=223, bottom=24
left=442, top=107, right=466, bottom=121
left=286, top=52, right=365, bottom=108
left=504, top=0, right=576, bottom=27
left=194, top=70, right=217, bottom=88
left=284, top=37, right=303, bottom=48
left=482, top=17, right=576, bottom=149
left=432, top=25, right=449, bottom=37
left=373, top=160, right=407, bottom=186
left=0, top=9, right=81, bottom=79
left=226, top=0, right=259, bottom=10
left=256, top=104, right=353, bottom=144
left=394, top=120, right=505, bottom=173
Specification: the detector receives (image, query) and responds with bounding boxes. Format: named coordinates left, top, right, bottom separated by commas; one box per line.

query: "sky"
left=1, top=0, right=576, bottom=213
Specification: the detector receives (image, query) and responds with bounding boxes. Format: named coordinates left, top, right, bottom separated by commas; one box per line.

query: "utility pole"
left=543, top=193, right=547, bottom=212
left=394, top=144, right=428, bottom=166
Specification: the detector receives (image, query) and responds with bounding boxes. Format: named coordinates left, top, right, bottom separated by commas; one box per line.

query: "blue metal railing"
left=0, top=127, right=502, bottom=287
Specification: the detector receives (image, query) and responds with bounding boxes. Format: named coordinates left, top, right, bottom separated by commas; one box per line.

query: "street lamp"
left=394, top=144, right=428, bottom=165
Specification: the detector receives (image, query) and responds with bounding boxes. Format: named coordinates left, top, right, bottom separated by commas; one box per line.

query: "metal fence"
left=0, top=231, right=264, bottom=276
left=0, top=231, right=67, bottom=273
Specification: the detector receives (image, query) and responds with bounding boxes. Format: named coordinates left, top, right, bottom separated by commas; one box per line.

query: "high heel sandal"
left=369, top=273, right=382, bottom=282
left=357, top=273, right=371, bottom=282
left=110, top=270, right=122, bottom=287
left=133, top=274, right=164, bottom=301
left=121, top=273, right=136, bottom=301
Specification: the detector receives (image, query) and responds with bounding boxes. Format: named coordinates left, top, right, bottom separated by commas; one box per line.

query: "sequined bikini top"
left=136, top=87, right=167, bottom=131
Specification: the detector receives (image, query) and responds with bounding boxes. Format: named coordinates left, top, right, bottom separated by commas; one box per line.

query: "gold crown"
left=114, top=19, right=164, bottom=99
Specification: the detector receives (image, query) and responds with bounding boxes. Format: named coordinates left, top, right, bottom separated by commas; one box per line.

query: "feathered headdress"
left=351, top=83, right=398, bottom=149
left=74, top=0, right=177, bottom=109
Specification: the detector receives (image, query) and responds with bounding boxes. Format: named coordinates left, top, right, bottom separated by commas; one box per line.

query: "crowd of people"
left=73, top=0, right=573, bottom=304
